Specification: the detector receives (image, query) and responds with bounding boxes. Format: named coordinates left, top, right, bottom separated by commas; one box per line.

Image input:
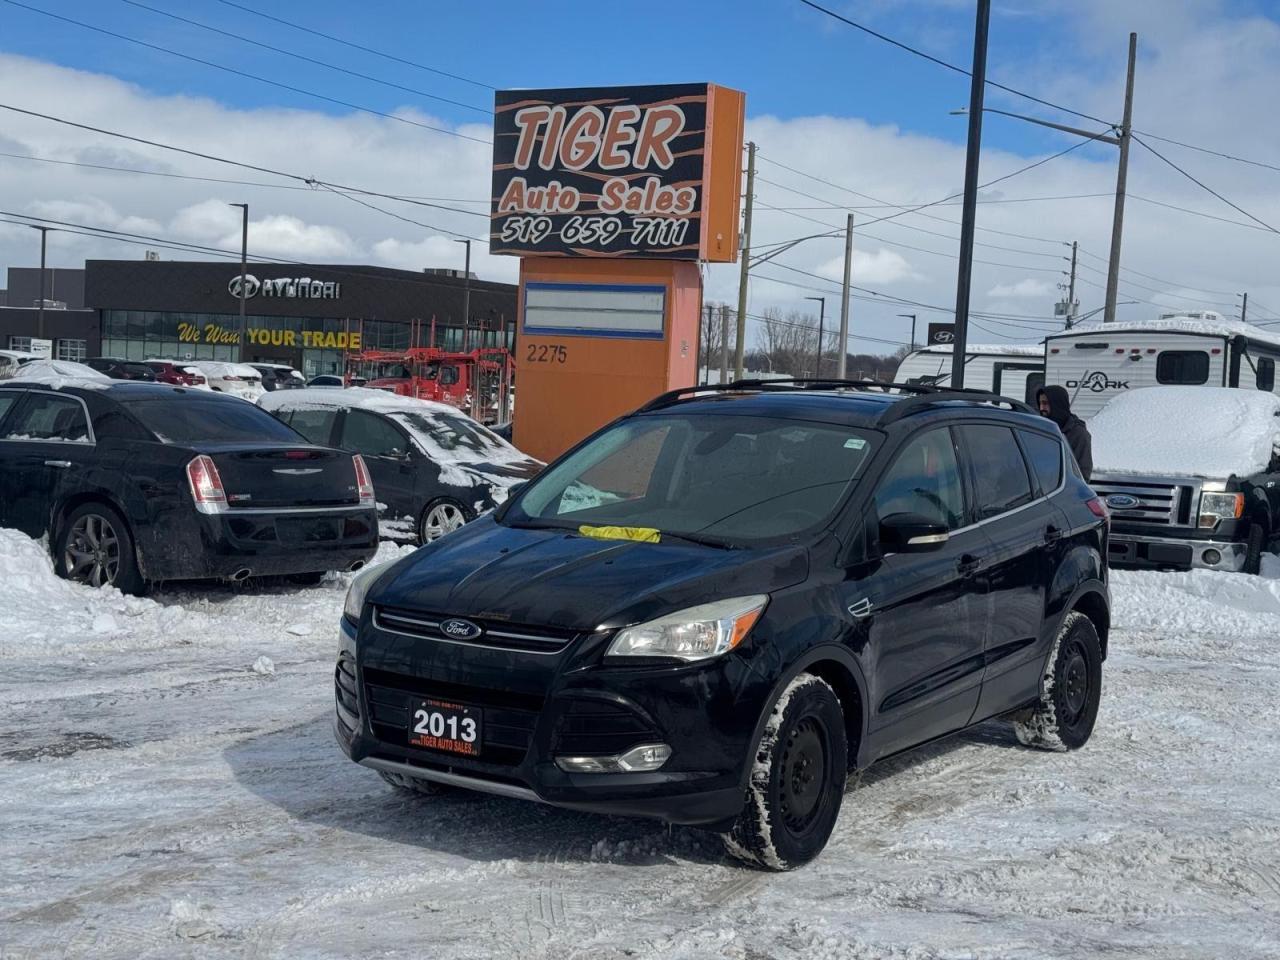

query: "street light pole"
left=950, top=0, right=991, bottom=391
left=454, top=238, right=472, bottom=346
left=33, top=225, right=50, bottom=342
left=229, top=203, right=248, bottom=362
left=1104, top=33, right=1138, bottom=325
left=897, top=313, right=918, bottom=349
left=837, top=213, right=854, bottom=378
left=805, top=296, right=826, bottom=378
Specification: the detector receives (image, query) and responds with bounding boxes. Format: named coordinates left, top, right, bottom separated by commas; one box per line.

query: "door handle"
left=1044, top=525, right=1064, bottom=545
left=956, top=553, right=982, bottom=577
left=44, top=460, right=72, bottom=468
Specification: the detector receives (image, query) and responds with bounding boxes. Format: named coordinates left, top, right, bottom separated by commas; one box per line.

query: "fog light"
left=554, top=743, right=672, bottom=773
left=1202, top=548, right=1222, bottom=566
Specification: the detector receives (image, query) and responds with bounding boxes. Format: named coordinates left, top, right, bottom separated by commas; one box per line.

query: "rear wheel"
left=377, top=770, right=453, bottom=796
left=1013, top=611, right=1102, bottom=751
left=55, top=502, right=145, bottom=595
left=1243, top=523, right=1265, bottom=575
left=721, top=674, right=847, bottom=871
left=418, top=499, right=470, bottom=544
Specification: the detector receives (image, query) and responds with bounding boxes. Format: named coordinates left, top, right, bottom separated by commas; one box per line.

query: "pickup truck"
left=1090, top=386, right=1280, bottom=574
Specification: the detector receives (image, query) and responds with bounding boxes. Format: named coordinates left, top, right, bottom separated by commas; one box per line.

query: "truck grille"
left=372, top=606, right=578, bottom=655
left=1092, top=479, right=1187, bottom=526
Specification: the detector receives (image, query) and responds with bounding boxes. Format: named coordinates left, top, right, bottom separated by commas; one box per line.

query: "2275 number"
left=527, top=344, right=567, bottom=364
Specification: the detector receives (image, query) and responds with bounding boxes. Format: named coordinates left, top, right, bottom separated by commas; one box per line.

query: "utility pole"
left=949, top=0, right=991, bottom=390
left=33, top=225, right=49, bottom=342
left=454, top=238, right=472, bottom=343
left=702, top=303, right=712, bottom=382
left=1103, top=32, right=1138, bottom=325
left=1240, top=292, right=1249, bottom=324
left=719, top=304, right=731, bottom=384
left=1065, top=240, right=1079, bottom=328
left=734, top=142, right=756, bottom=380
left=805, top=296, right=826, bottom=379
left=898, top=313, right=918, bottom=349
left=229, top=202, right=249, bottom=362
left=837, top=213, right=854, bottom=378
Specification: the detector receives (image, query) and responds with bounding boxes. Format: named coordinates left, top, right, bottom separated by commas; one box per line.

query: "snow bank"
left=1092, top=386, right=1280, bottom=477
left=7, top=358, right=111, bottom=387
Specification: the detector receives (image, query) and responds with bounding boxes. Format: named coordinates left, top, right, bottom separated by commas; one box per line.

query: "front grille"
left=372, top=606, right=579, bottom=655
left=552, top=699, right=661, bottom=757
left=362, top=667, right=542, bottom=766
left=1093, top=479, right=1187, bottom=526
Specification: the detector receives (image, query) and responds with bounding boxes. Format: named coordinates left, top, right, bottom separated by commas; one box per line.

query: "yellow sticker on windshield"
left=578, top=525, right=662, bottom=544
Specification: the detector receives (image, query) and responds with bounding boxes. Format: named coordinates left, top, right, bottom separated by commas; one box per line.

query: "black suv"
left=336, top=381, right=1110, bottom=869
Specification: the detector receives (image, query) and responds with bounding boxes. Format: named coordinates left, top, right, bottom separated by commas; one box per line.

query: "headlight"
left=343, top=563, right=386, bottom=624
left=1198, top=492, right=1244, bottom=528
left=605, top=596, right=768, bottom=662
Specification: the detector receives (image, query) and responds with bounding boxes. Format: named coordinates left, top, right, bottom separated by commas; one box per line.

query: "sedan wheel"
left=418, top=500, right=468, bottom=544
left=64, top=512, right=122, bottom=588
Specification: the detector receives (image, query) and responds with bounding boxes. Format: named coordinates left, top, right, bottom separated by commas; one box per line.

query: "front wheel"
left=55, top=502, right=145, bottom=595
left=417, top=498, right=470, bottom=545
left=722, top=674, right=847, bottom=871
left=1243, top=523, right=1265, bottom=575
left=1013, top=611, right=1102, bottom=751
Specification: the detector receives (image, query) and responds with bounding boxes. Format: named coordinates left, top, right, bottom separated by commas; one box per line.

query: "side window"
left=0, top=392, right=20, bottom=428
left=1024, top=372, right=1046, bottom=405
left=1256, top=358, right=1275, bottom=392
left=285, top=408, right=339, bottom=446
left=5, top=394, right=92, bottom=443
left=93, top=409, right=151, bottom=442
left=1156, top=350, right=1210, bottom=385
left=340, top=409, right=407, bottom=458
left=873, top=428, right=966, bottom=531
left=957, top=424, right=1035, bottom=519
left=440, top=366, right=459, bottom=386
left=1018, top=429, right=1063, bottom=496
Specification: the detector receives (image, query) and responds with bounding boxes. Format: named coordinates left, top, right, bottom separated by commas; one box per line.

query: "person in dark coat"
left=1037, top=385, right=1093, bottom=481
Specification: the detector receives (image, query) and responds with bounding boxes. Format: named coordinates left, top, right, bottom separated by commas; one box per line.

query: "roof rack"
left=874, top=390, right=1036, bottom=426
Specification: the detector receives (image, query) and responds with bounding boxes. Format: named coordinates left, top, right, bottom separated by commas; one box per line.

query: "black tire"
left=55, top=501, right=146, bottom=595
left=377, top=770, right=453, bottom=796
left=286, top=571, right=327, bottom=586
left=1013, top=611, right=1102, bottom=751
left=1243, top=523, right=1265, bottom=575
left=417, top=498, right=471, bottom=545
left=721, top=674, right=847, bottom=871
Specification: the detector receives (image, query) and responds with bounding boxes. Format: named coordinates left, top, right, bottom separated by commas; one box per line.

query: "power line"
left=116, top=0, right=492, bottom=116
left=1129, top=193, right=1279, bottom=236
left=756, top=193, right=1111, bottom=212
left=1074, top=245, right=1241, bottom=298
left=1132, top=129, right=1280, bottom=175
left=212, top=0, right=494, bottom=92
left=1132, top=133, right=1279, bottom=235
left=794, top=0, right=1112, bottom=128
left=316, top=183, right=477, bottom=241
left=1, top=1, right=491, bottom=145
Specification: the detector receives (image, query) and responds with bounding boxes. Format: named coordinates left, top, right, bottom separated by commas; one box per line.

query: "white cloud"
left=987, top=278, right=1055, bottom=298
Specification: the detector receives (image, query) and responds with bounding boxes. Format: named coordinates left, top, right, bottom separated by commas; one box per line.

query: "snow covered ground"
left=2, top=529, right=1279, bottom=959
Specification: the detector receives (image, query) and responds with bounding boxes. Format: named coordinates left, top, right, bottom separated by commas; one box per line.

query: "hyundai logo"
left=932, top=330, right=955, bottom=343
left=227, top=274, right=261, bottom=298
left=1105, top=494, right=1141, bottom=510
left=440, top=618, right=482, bottom=641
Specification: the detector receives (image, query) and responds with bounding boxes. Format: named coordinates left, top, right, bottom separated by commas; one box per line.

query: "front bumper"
left=1107, top=532, right=1247, bottom=572
left=332, top=616, right=757, bottom=827
left=146, top=507, right=378, bottom=580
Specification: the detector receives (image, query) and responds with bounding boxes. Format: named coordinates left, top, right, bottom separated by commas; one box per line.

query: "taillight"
left=352, top=454, right=375, bottom=507
left=223, top=375, right=243, bottom=381
left=187, top=455, right=228, bottom=515
left=1086, top=496, right=1108, bottom=519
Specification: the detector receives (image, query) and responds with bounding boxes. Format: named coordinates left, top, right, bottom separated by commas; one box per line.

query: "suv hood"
left=369, top=517, right=809, bottom=632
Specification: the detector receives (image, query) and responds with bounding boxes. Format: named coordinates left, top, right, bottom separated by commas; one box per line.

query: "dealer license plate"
left=408, top=698, right=482, bottom=757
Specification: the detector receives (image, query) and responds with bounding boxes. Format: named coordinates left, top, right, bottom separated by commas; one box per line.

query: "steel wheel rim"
left=1061, top=640, right=1089, bottom=723
left=422, top=503, right=465, bottom=542
left=779, top=717, right=827, bottom=834
left=65, top=513, right=121, bottom=588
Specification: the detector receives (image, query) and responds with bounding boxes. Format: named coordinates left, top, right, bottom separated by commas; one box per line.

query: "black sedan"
left=85, top=357, right=157, bottom=381
left=0, top=380, right=378, bottom=592
left=261, top=388, right=542, bottom=544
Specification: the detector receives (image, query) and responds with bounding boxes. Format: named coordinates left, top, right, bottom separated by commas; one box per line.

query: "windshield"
left=391, top=409, right=524, bottom=463
left=505, top=414, right=878, bottom=544
left=123, top=397, right=306, bottom=444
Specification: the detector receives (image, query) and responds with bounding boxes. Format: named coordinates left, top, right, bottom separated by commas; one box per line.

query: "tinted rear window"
left=957, top=424, right=1035, bottom=519
left=1018, top=429, right=1063, bottom=495
left=123, top=397, right=305, bottom=444
left=1156, top=351, right=1210, bottom=385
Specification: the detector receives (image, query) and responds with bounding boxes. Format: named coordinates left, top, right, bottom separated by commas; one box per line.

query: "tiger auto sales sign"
left=490, top=83, right=745, bottom=262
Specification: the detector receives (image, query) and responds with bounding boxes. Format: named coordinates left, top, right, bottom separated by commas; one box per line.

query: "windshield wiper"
left=656, top=530, right=737, bottom=550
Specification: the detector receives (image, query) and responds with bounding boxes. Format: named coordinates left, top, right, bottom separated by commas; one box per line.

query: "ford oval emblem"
left=1106, top=494, right=1140, bottom=510
left=440, top=618, right=482, bottom=641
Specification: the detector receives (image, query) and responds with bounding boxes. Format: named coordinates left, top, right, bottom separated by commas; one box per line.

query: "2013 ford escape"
left=336, top=381, right=1111, bottom=869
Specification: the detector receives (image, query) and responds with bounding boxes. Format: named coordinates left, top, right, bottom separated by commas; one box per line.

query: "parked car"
left=85, top=357, right=157, bottom=382
left=1091, top=386, right=1280, bottom=573
left=307, top=374, right=367, bottom=388
left=0, top=380, right=378, bottom=592
left=0, top=349, right=35, bottom=379
left=335, top=381, right=1110, bottom=869
left=261, top=388, right=542, bottom=543
left=145, top=360, right=209, bottom=389
left=191, top=361, right=265, bottom=400
left=252, top=363, right=306, bottom=392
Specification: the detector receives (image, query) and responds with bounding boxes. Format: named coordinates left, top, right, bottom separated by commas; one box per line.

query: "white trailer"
left=893, top=343, right=1045, bottom=403
left=1044, top=312, right=1280, bottom=419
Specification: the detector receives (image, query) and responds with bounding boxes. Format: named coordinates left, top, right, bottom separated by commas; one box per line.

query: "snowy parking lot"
left=3, top=528, right=1280, bottom=960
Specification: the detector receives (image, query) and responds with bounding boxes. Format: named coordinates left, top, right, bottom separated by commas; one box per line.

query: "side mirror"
left=879, top=513, right=950, bottom=553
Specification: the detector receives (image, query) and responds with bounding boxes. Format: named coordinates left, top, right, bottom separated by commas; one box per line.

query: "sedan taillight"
left=352, top=454, right=376, bottom=507
left=187, top=455, right=228, bottom=514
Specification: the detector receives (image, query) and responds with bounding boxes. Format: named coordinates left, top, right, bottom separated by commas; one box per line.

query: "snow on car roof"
left=6, top=358, right=112, bottom=388
left=1092, top=386, right=1280, bottom=478
left=915, top=343, right=1044, bottom=357
left=1054, top=315, right=1280, bottom=350
left=191, top=360, right=261, bottom=378
left=260, top=386, right=463, bottom=417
